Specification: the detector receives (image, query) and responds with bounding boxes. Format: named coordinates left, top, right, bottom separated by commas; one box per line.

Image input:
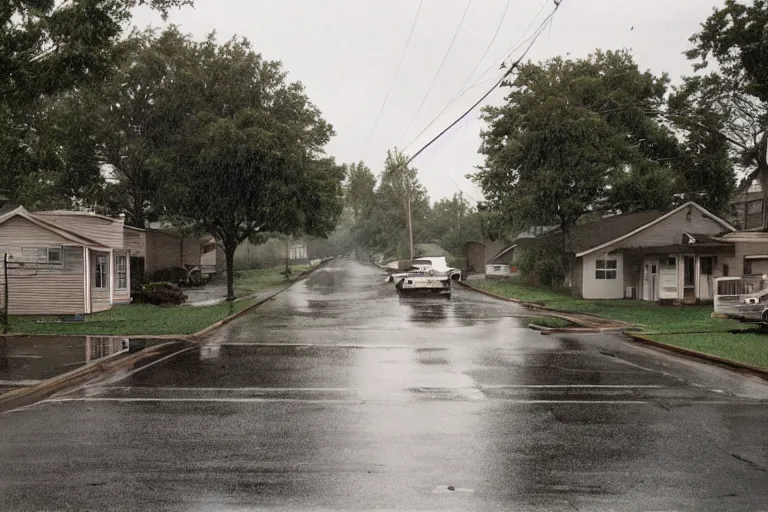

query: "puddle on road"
left=0, top=336, right=166, bottom=390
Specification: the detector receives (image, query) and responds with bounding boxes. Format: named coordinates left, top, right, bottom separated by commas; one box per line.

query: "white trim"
left=744, top=254, right=768, bottom=260
left=84, top=248, right=91, bottom=314
left=576, top=202, right=737, bottom=258
left=109, top=249, right=114, bottom=305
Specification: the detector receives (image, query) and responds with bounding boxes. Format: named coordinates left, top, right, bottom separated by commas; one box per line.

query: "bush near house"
left=133, top=282, right=187, bottom=306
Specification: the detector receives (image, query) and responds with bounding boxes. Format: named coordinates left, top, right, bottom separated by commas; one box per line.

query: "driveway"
left=1, top=259, right=767, bottom=511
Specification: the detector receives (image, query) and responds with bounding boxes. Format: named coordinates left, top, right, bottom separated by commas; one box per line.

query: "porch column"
left=694, top=255, right=701, bottom=301
left=109, top=249, right=114, bottom=306
left=84, top=247, right=91, bottom=314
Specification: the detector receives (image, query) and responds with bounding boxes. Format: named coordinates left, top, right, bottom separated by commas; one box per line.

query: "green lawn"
left=6, top=299, right=257, bottom=336
left=470, top=279, right=745, bottom=334
left=527, top=316, right=574, bottom=329
left=233, top=266, right=304, bottom=298
left=5, top=265, right=312, bottom=336
left=647, top=332, right=768, bottom=370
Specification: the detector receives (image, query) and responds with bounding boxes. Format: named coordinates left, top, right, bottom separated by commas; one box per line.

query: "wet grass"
left=646, top=332, right=768, bottom=370
left=233, top=266, right=305, bottom=298
left=471, top=279, right=745, bottom=333
left=6, top=299, right=258, bottom=336
left=526, top=316, right=574, bottom=329
left=5, top=264, right=315, bottom=336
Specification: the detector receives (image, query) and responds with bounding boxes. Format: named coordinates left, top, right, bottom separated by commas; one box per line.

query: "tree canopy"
left=669, top=0, right=766, bottom=226
left=0, top=0, right=191, bottom=207
left=165, top=33, right=343, bottom=300
left=474, top=49, right=735, bottom=244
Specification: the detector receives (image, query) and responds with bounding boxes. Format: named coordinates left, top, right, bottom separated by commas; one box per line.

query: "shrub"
left=518, top=246, right=566, bottom=288
left=133, top=282, right=187, bottom=306
left=146, top=267, right=188, bottom=285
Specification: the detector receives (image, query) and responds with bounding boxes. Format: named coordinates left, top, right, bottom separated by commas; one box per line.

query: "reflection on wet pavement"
left=1, top=259, right=768, bottom=512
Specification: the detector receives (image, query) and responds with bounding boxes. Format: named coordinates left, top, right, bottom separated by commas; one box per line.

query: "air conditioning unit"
left=625, top=286, right=636, bottom=299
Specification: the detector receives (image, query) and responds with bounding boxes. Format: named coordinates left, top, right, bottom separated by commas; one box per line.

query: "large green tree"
left=669, top=0, right=766, bottom=225
left=476, top=50, right=683, bottom=243
left=0, top=0, right=190, bottom=208
left=425, top=193, right=483, bottom=256
left=168, top=34, right=343, bottom=300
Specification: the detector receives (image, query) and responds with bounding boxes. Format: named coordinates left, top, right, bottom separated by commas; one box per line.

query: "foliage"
left=133, top=282, right=187, bottom=306
left=670, top=0, right=766, bottom=224
left=0, top=0, right=190, bottom=209
left=161, top=33, right=343, bottom=300
left=424, top=193, right=483, bottom=256
left=345, top=162, right=376, bottom=221
left=475, top=50, right=687, bottom=242
left=516, top=244, right=566, bottom=288
left=144, top=267, right=188, bottom=286
left=526, top=316, right=574, bottom=329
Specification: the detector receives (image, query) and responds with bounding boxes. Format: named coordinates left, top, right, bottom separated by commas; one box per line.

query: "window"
left=723, top=264, right=729, bottom=277
left=700, top=257, right=713, bottom=276
left=95, top=255, right=108, bottom=289
left=595, top=259, right=617, bottom=280
left=116, top=255, right=127, bottom=289
left=47, top=247, right=61, bottom=263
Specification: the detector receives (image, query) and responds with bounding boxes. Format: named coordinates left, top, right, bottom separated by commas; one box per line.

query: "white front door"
left=643, top=259, right=658, bottom=301
left=659, top=256, right=679, bottom=300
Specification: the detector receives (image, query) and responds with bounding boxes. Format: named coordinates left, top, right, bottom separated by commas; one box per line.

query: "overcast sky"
left=132, top=0, right=724, bottom=204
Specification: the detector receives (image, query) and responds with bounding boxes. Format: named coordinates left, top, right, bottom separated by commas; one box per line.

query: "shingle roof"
left=544, top=210, right=666, bottom=254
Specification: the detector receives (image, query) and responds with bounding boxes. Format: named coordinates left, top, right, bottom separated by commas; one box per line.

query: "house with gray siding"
left=525, top=202, right=737, bottom=302
left=0, top=207, right=135, bottom=315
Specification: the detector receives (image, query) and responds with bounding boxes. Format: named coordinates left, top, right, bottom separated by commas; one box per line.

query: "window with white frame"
left=595, top=259, right=617, bottom=280
left=115, top=255, right=127, bottom=289
left=95, top=255, right=108, bottom=289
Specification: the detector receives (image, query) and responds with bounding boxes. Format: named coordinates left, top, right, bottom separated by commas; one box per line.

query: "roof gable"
left=575, top=202, right=736, bottom=257
left=0, top=207, right=108, bottom=248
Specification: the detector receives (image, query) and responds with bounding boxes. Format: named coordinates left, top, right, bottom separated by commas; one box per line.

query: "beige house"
left=0, top=207, right=133, bottom=315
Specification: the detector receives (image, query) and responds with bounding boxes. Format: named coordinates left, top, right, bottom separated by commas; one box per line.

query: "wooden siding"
left=0, top=216, right=78, bottom=253
left=720, top=241, right=768, bottom=276
left=35, top=214, right=124, bottom=249
left=124, top=228, right=146, bottom=258
left=607, top=208, right=728, bottom=252
left=145, top=231, right=202, bottom=272
left=0, top=247, right=85, bottom=315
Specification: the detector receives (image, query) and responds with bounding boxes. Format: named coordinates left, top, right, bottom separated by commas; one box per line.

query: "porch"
left=624, top=241, right=734, bottom=304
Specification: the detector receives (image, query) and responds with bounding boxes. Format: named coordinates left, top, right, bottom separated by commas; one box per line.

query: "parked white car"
left=385, top=257, right=461, bottom=297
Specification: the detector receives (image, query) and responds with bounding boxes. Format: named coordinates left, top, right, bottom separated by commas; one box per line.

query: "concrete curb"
left=626, top=332, right=768, bottom=382
left=191, top=256, right=337, bottom=340
left=0, top=340, right=187, bottom=413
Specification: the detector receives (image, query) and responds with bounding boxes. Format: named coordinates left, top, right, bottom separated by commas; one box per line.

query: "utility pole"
left=406, top=176, right=414, bottom=261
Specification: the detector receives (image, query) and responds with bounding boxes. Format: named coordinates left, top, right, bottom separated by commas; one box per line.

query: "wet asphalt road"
left=1, top=259, right=768, bottom=511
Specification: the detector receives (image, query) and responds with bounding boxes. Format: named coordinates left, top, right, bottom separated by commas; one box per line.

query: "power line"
left=402, top=0, right=513, bottom=152
left=397, top=0, right=473, bottom=144
left=406, top=0, right=563, bottom=166
left=463, top=0, right=551, bottom=94
left=357, top=0, right=424, bottom=160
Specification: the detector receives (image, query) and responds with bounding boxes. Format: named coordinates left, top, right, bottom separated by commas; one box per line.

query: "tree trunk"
left=225, top=245, right=236, bottom=302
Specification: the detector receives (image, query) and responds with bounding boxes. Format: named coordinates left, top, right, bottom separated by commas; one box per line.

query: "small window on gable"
left=47, top=247, right=62, bottom=263
left=596, top=259, right=618, bottom=280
